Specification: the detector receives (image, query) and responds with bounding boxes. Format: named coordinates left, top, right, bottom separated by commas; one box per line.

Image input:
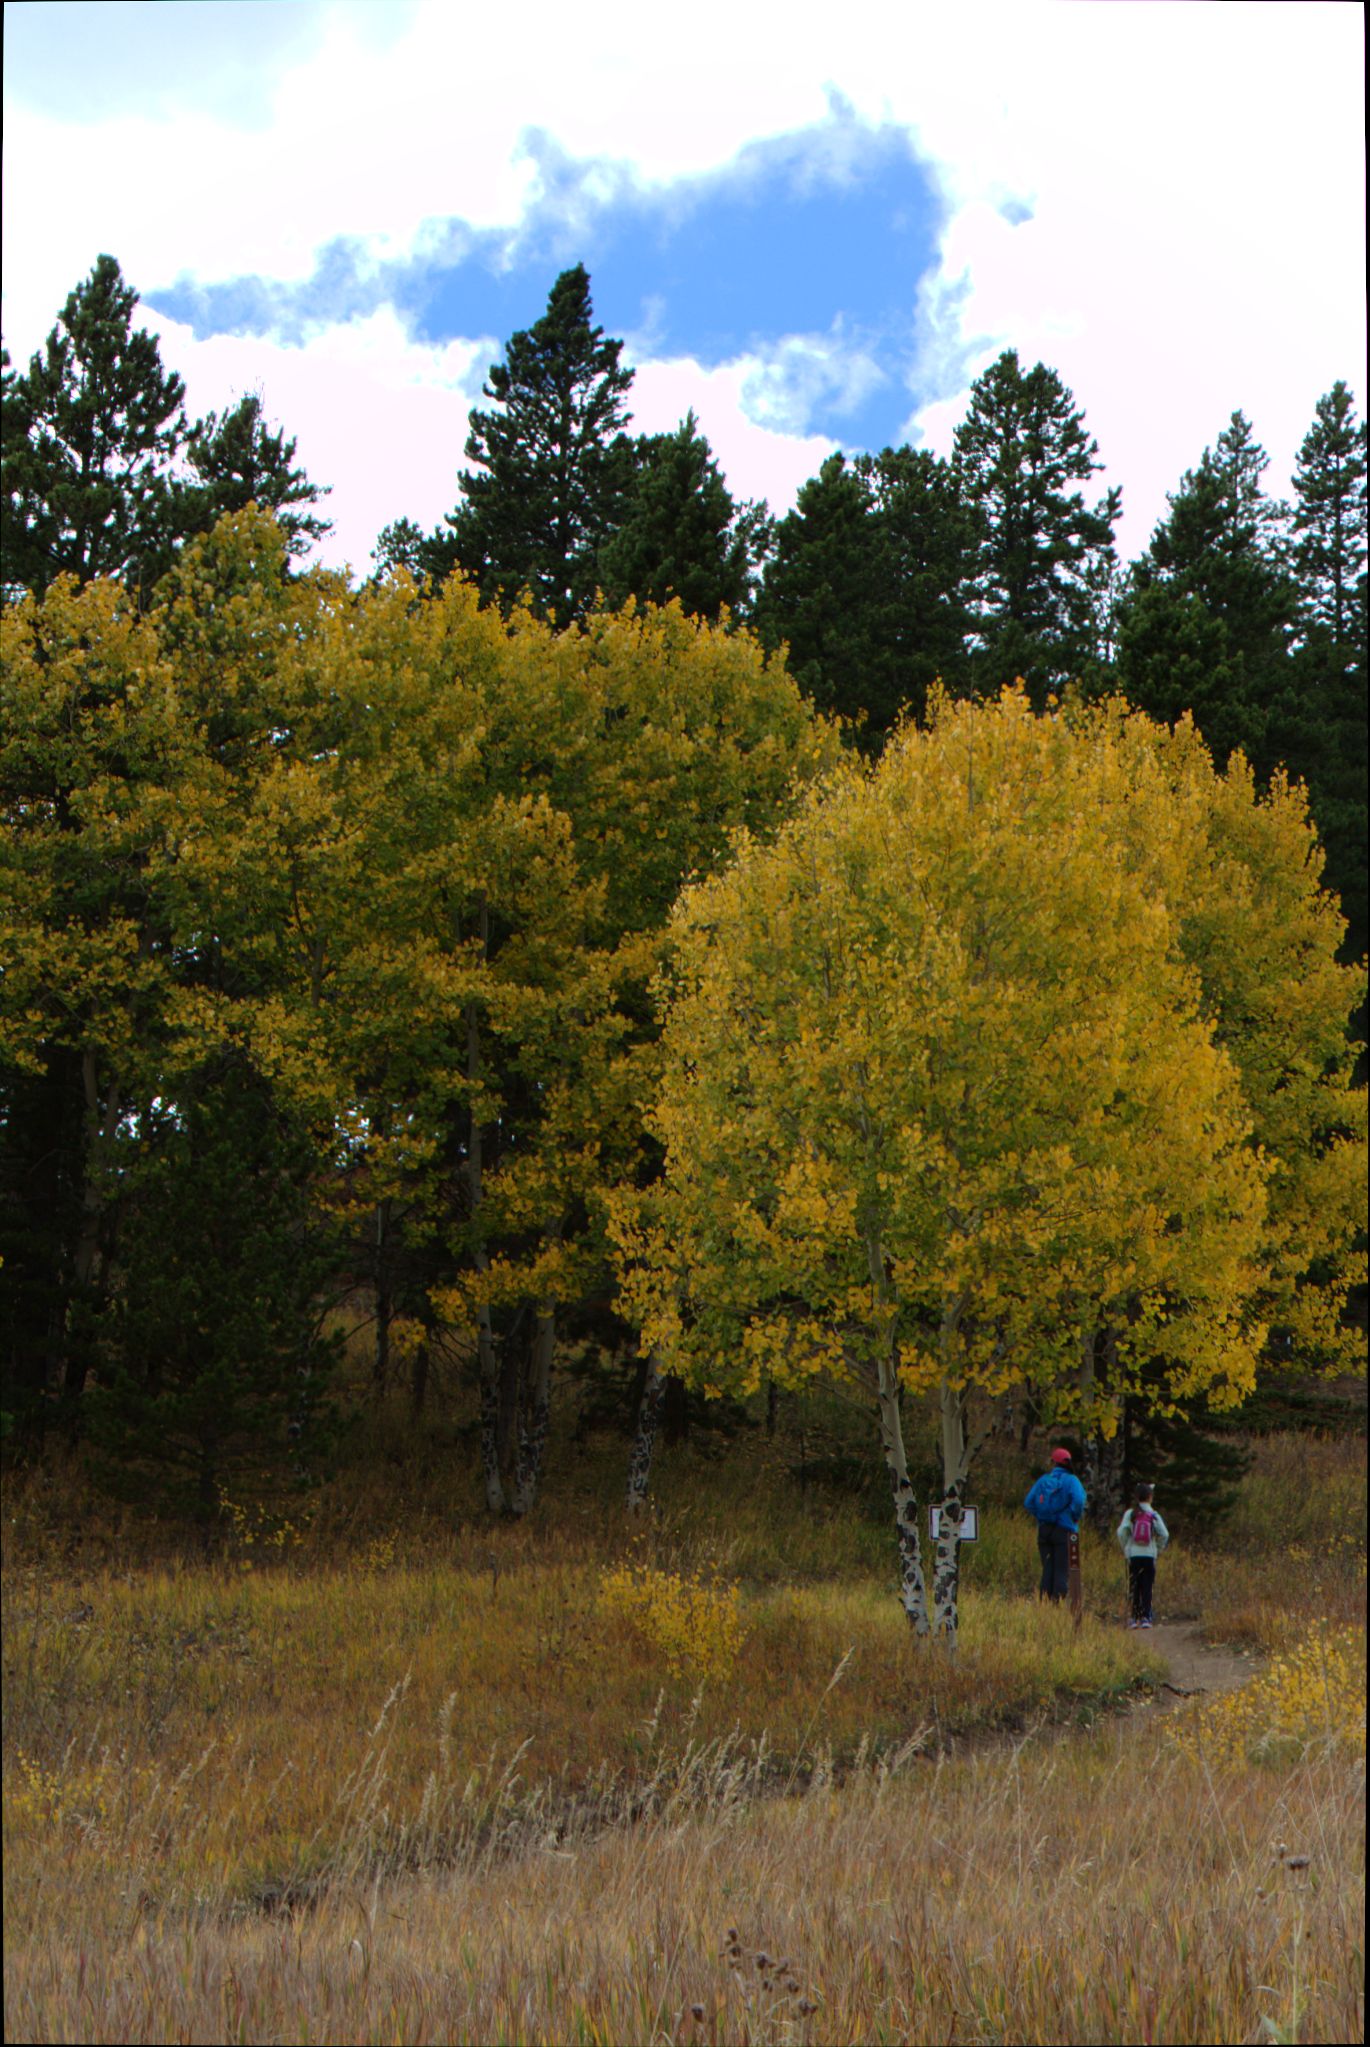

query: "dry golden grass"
left=1145, top=1433, right=1367, bottom=1654
left=3, top=1708, right=1362, bottom=2045
left=2, top=1424, right=1364, bottom=2043
left=0, top=1547, right=1159, bottom=1907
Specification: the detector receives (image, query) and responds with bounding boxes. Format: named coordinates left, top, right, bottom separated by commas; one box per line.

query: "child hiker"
left=1116, top=1483, right=1169, bottom=1627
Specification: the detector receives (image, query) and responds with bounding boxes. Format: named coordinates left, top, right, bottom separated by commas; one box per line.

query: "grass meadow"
left=2, top=1406, right=1364, bottom=2044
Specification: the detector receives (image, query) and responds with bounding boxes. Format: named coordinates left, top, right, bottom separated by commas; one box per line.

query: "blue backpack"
left=1032, top=1471, right=1069, bottom=1523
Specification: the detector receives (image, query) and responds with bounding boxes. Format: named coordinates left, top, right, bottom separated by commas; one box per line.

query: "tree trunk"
left=64, top=1050, right=121, bottom=1404
left=932, top=1377, right=973, bottom=1645
left=511, top=1304, right=555, bottom=1516
left=626, top=1349, right=665, bottom=1512
left=409, top=1334, right=430, bottom=1418
left=874, top=1349, right=930, bottom=1635
left=72, top=1050, right=117, bottom=1294
left=1083, top=1423, right=1126, bottom=1532
left=496, top=1314, right=522, bottom=1476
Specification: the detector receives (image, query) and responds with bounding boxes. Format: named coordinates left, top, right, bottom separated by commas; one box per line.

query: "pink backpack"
left=1132, top=1507, right=1155, bottom=1545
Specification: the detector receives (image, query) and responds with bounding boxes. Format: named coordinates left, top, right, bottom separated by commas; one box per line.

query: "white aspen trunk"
left=626, top=1349, right=664, bottom=1512
left=933, top=1377, right=973, bottom=1645
left=466, top=928, right=506, bottom=1515
left=511, top=1304, right=555, bottom=1516
left=875, top=1352, right=930, bottom=1636
left=859, top=1218, right=930, bottom=1636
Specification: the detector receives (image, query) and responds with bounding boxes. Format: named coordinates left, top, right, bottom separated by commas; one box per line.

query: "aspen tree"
left=612, top=689, right=1320, bottom=1638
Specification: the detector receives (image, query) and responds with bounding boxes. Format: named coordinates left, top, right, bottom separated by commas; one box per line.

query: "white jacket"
left=1117, top=1506, right=1170, bottom=1558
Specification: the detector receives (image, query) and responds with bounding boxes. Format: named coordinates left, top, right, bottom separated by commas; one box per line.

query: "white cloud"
left=629, top=357, right=837, bottom=512
left=145, top=307, right=495, bottom=576
left=878, top=3, right=1366, bottom=557
left=740, top=332, right=888, bottom=438
left=0, top=0, right=826, bottom=358
left=4, top=0, right=1364, bottom=572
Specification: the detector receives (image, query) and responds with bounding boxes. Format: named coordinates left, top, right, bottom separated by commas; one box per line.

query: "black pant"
left=1037, top=1524, right=1071, bottom=1601
left=1128, top=1555, right=1156, bottom=1622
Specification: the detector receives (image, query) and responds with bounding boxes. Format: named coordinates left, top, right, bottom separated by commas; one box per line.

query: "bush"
left=599, top=1560, right=744, bottom=1681
left=1170, top=1624, right=1366, bottom=1766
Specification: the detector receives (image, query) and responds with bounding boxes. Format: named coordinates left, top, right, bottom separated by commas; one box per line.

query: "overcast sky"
left=3, top=0, right=1364, bottom=578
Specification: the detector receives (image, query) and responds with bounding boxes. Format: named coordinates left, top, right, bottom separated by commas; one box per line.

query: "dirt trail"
left=1133, top=1620, right=1261, bottom=1706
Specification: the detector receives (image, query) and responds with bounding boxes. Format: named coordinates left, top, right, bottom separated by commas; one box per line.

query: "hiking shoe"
left=1140, top=1617, right=1153, bottom=1627
left=1126, top=1619, right=1139, bottom=1629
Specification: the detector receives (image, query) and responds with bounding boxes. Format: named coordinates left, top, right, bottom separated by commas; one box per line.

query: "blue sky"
left=3, top=1, right=1364, bottom=577
left=147, top=103, right=948, bottom=451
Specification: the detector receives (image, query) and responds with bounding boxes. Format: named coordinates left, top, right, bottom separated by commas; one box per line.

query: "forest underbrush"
left=2, top=1423, right=1364, bottom=2043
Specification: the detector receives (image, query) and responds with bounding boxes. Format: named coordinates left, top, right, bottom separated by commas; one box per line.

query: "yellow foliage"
left=1170, top=1625, right=1366, bottom=1766
left=217, top=1486, right=310, bottom=1562
left=9, top=1752, right=112, bottom=1834
left=2, top=516, right=841, bottom=1422
left=616, top=685, right=1323, bottom=1434
left=598, top=1560, right=745, bottom=1681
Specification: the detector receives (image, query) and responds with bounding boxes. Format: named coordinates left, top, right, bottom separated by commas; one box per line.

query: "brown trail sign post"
left=1068, top=1530, right=1083, bottom=1627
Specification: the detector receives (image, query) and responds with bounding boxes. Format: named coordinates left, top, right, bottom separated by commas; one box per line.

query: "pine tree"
left=952, top=349, right=1121, bottom=703
left=596, top=411, right=770, bottom=623
left=1121, top=1392, right=1251, bottom=1533
left=83, top=1055, right=339, bottom=1517
left=1116, top=412, right=1295, bottom=776
left=1284, top=384, right=1369, bottom=965
left=857, top=444, right=976, bottom=720
left=754, top=446, right=974, bottom=745
left=183, top=392, right=332, bottom=561
left=1292, top=381, right=1368, bottom=645
left=752, top=453, right=886, bottom=734
left=1, top=254, right=186, bottom=602
left=370, top=515, right=460, bottom=589
left=444, top=265, right=634, bottom=623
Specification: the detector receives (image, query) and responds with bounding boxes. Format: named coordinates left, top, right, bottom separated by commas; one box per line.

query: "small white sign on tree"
left=929, top=1506, right=978, bottom=1542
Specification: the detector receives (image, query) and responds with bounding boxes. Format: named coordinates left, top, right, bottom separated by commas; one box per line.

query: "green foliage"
left=1114, top=391, right=1367, bottom=971
left=0, top=517, right=838, bottom=1500
left=1, top=254, right=186, bottom=602
left=83, top=1054, right=340, bottom=1515
left=3, top=258, right=333, bottom=614
left=952, top=349, right=1121, bottom=701
left=1122, top=1392, right=1252, bottom=1527
left=444, top=264, right=635, bottom=622
left=597, top=410, right=771, bottom=623
left=1283, top=384, right=1368, bottom=965
left=753, top=447, right=973, bottom=744
left=182, top=391, right=332, bottom=561
left=1116, top=411, right=1295, bottom=777
left=369, top=514, right=458, bottom=589
left=1292, top=382, right=1366, bottom=649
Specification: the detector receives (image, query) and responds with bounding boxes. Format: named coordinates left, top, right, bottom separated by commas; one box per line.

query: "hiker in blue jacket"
left=1024, top=1447, right=1087, bottom=1602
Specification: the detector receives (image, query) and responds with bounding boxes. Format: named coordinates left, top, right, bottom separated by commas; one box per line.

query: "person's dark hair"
left=1134, top=1483, right=1154, bottom=1507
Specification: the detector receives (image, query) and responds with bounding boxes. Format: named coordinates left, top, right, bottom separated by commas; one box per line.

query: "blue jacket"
left=1024, top=1468, right=1087, bottom=1531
